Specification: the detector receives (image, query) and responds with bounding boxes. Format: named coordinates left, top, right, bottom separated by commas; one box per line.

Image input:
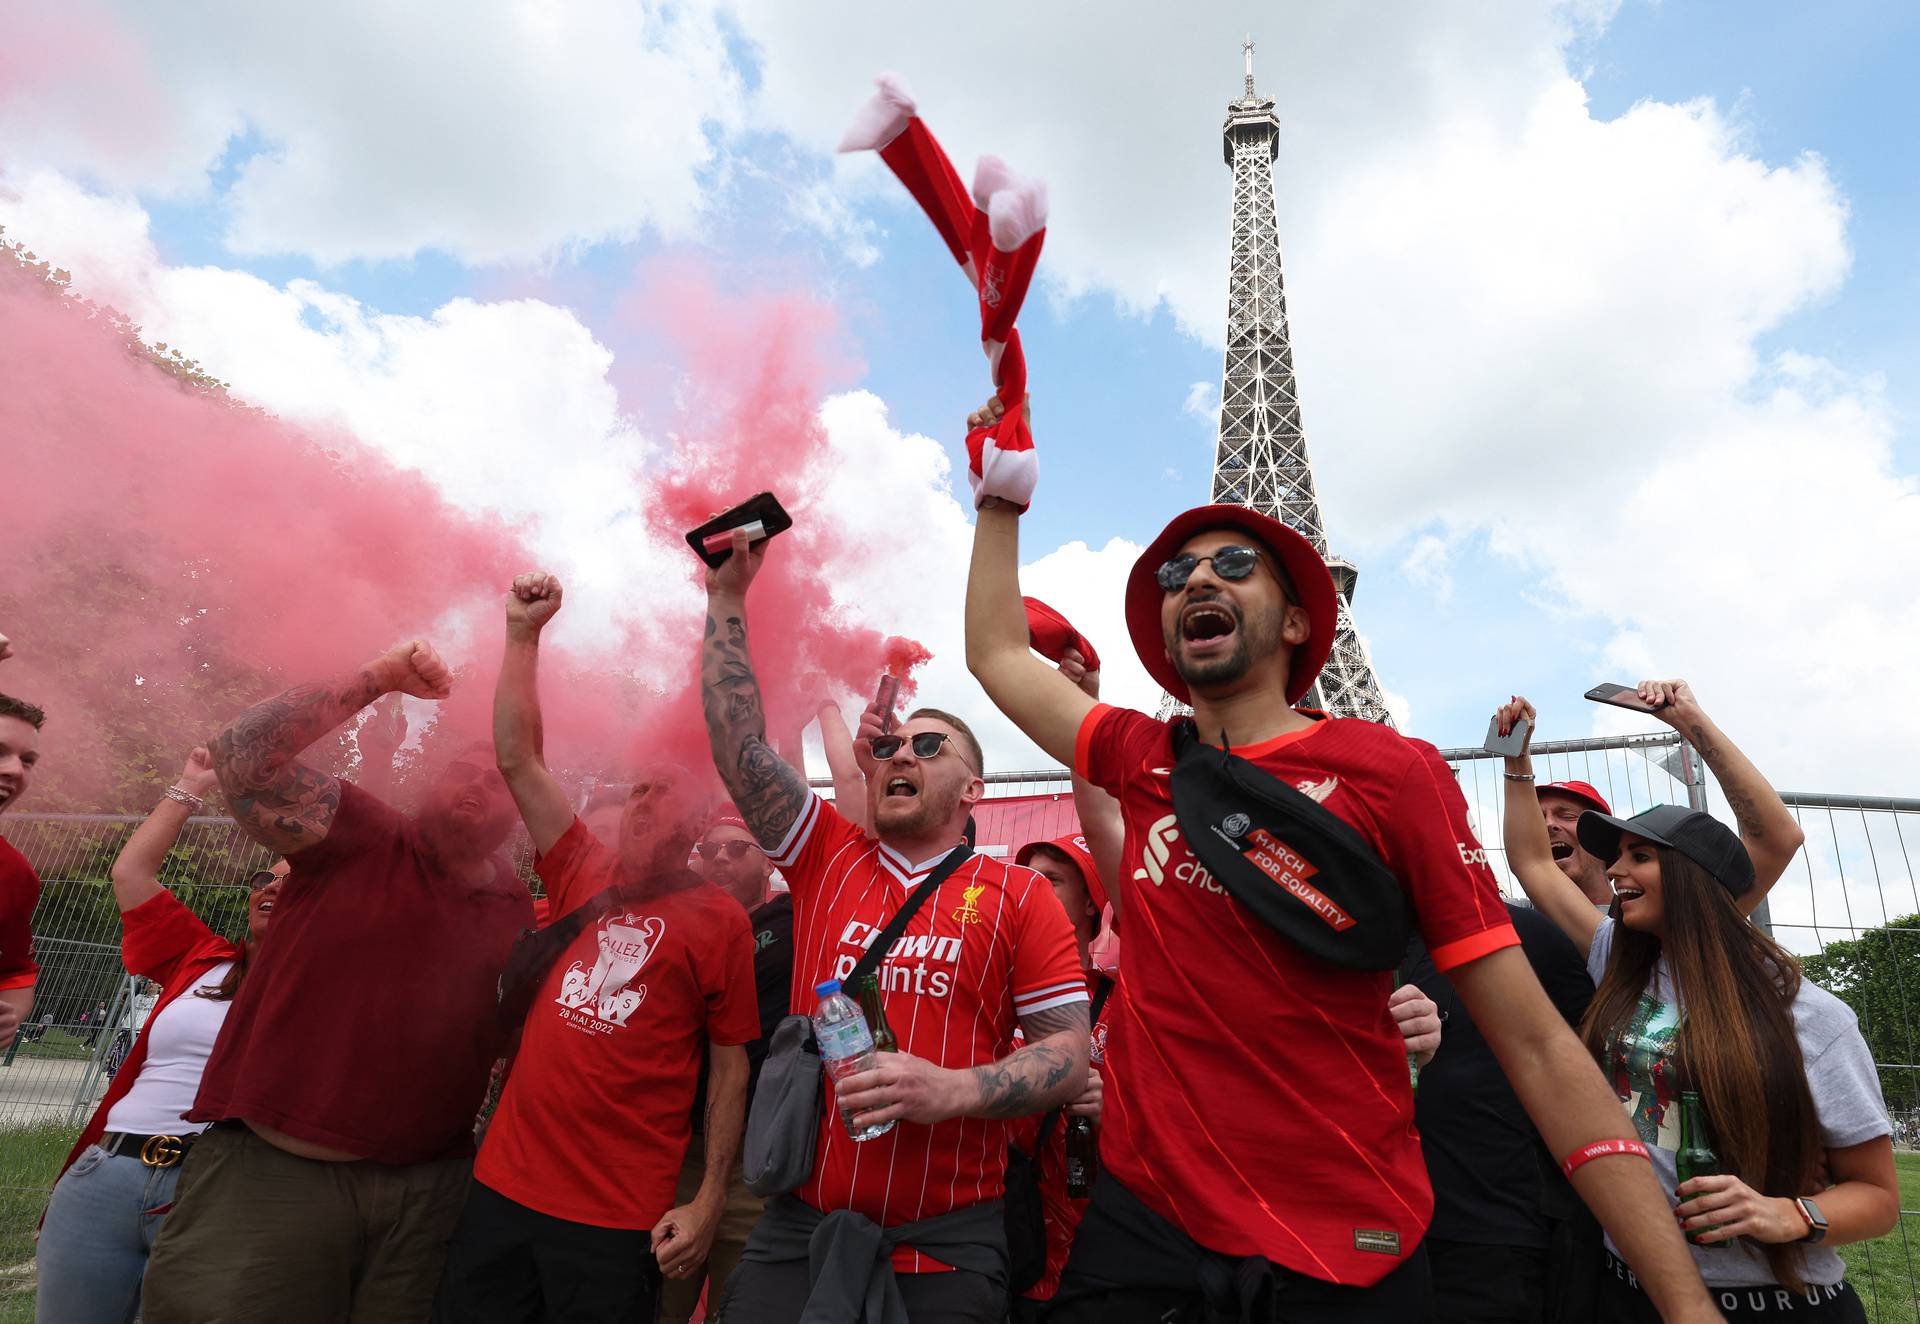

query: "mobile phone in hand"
left=1584, top=682, right=1665, bottom=714
left=1483, top=714, right=1531, bottom=758
left=685, top=492, right=794, bottom=568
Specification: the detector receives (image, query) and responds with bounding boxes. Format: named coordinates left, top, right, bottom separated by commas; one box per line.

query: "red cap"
left=705, top=810, right=749, bottom=835
left=1023, top=596, right=1101, bottom=672
left=1125, top=505, right=1337, bottom=705
left=1015, top=833, right=1106, bottom=913
left=1539, top=780, right=1611, bottom=815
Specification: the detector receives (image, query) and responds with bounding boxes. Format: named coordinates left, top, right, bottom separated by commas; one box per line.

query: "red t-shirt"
left=769, top=794, right=1086, bottom=1274
left=1011, top=978, right=1114, bottom=1302
left=0, top=835, right=42, bottom=991
left=1075, top=705, right=1518, bottom=1286
left=475, top=818, right=760, bottom=1228
left=190, top=782, right=533, bottom=1163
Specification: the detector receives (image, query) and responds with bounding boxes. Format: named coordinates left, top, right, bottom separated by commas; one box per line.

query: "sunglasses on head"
left=697, top=840, right=760, bottom=861
left=867, top=732, right=971, bottom=768
left=1155, top=544, right=1263, bottom=592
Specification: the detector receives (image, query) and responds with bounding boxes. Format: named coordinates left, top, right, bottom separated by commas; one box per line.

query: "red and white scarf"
left=840, top=75, right=1046, bottom=511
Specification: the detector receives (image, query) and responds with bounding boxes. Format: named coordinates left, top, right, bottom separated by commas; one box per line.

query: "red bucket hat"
left=1015, top=833, right=1106, bottom=913
left=1125, top=505, right=1337, bottom=706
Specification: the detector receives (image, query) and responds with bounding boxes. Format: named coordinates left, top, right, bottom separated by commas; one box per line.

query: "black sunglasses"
left=697, top=840, right=760, bottom=861
left=247, top=869, right=279, bottom=890
left=868, top=732, right=972, bottom=769
left=1156, top=544, right=1264, bottom=592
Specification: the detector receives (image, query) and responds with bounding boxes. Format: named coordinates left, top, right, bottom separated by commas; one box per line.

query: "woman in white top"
left=1496, top=685, right=1898, bottom=1322
left=35, top=747, right=283, bottom=1324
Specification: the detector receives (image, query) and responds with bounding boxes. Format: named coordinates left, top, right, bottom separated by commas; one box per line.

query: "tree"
left=1802, top=915, right=1920, bottom=1113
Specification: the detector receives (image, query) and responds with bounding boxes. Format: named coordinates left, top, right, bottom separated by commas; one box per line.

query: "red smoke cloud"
left=0, top=246, right=926, bottom=813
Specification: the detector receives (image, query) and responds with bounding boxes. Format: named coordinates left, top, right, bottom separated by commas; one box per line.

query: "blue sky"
left=4, top=0, right=1914, bottom=797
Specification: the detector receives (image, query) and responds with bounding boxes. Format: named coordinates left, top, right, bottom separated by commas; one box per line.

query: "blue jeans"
left=36, top=1143, right=183, bottom=1323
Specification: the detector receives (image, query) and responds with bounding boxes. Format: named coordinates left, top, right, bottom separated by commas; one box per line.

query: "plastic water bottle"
left=813, top=979, right=895, bottom=1142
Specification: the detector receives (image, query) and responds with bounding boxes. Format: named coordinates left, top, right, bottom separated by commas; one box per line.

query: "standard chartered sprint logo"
left=1133, top=814, right=1224, bottom=893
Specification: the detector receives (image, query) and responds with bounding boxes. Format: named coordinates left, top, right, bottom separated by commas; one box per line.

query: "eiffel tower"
left=1167, top=35, right=1395, bottom=725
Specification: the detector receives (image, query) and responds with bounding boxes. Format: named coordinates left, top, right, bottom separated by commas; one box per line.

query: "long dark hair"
left=196, top=942, right=251, bottom=1002
left=1579, top=847, right=1821, bottom=1288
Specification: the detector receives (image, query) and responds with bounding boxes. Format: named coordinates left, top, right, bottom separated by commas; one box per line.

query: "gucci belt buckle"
left=139, top=1134, right=186, bottom=1168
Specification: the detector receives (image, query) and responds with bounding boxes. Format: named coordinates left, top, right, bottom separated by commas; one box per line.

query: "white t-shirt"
left=103, top=960, right=235, bottom=1136
left=1587, top=922, right=1889, bottom=1287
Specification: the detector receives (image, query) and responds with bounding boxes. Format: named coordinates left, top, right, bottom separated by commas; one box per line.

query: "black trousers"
left=712, top=1254, right=1004, bottom=1324
left=432, top=1180, right=662, bottom=1324
left=1051, top=1176, right=1434, bottom=1324
left=1426, top=1239, right=1546, bottom=1323
left=1600, top=1253, right=1867, bottom=1322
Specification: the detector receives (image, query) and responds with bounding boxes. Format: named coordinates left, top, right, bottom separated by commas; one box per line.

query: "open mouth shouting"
left=882, top=775, right=920, bottom=805
left=1612, top=885, right=1646, bottom=906
left=1179, top=599, right=1238, bottom=658
left=1550, top=842, right=1575, bottom=862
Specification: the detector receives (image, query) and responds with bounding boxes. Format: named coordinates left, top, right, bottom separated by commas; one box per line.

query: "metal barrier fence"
left=0, top=756, right=1916, bottom=1315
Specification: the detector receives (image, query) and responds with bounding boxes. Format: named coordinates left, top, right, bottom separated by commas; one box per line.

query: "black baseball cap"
left=1577, top=804, right=1755, bottom=898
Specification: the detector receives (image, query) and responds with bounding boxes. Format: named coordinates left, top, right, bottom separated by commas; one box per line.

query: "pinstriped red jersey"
left=1075, top=705, right=1520, bottom=1287
left=769, top=794, right=1087, bottom=1273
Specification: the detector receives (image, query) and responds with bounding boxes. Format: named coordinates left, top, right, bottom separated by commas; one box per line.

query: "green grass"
left=0, top=1119, right=80, bottom=1320
left=1839, top=1152, right=1920, bottom=1324
left=6, top=1030, right=100, bottom=1063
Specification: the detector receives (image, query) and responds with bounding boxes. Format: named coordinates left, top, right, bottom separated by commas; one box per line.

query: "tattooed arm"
left=835, top=1000, right=1092, bottom=1127
left=700, top=529, right=812, bottom=851
left=212, top=639, right=453, bottom=854
left=970, top=1000, right=1092, bottom=1118
left=1640, top=678, right=1805, bottom=912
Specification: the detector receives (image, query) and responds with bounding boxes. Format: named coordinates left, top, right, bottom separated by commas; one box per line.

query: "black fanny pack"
left=1169, top=719, right=1411, bottom=971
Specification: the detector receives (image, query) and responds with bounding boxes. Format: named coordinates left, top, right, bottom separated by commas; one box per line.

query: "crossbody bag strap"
left=847, top=844, right=974, bottom=988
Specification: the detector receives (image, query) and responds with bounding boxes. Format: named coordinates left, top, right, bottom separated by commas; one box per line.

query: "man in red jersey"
left=432, top=573, right=761, bottom=1322
left=696, top=527, right=1089, bottom=1324
left=143, top=639, right=533, bottom=1324
left=0, top=692, right=43, bottom=1048
left=963, top=397, right=1718, bottom=1324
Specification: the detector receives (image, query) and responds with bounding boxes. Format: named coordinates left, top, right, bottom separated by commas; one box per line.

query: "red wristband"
left=1561, top=1138, right=1651, bottom=1179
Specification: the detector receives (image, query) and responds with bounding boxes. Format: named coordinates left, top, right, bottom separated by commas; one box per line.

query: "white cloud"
left=1, top=1, right=748, bottom=264
left=1400, top=533, right=1455, bottom=605
left=1182, top=380, right=1218, bottom=422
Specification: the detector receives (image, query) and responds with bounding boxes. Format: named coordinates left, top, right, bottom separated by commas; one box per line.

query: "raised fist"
left=1057, top=648, right=1099, bottom=700
left=178, top=746, right=220, bottom=800
left=507, top=572, right=564, bottom=638
left=368, top=640, right=453, bottom=701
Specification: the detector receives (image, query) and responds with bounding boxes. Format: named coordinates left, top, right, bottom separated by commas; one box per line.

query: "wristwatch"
left=1795, top=1196, right=1829, bottom=1244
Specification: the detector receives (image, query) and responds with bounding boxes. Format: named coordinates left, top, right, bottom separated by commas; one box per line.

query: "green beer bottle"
left=854, top=972, right=897, bottom=1053
left=1676, top=1090, right=1723, bottom=1240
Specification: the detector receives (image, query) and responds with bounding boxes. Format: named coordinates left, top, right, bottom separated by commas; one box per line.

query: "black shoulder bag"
left=1005, top=978, right=1113, bottom=1294
left=743, top=845, right=973, bottom=1198
left=1169, top=719, right=1412, bottom=970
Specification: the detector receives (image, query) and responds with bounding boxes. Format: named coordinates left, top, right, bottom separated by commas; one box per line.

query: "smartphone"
left=685, top=492, right=794, bottom=568
left=1483, top=714, right=1530, bottom=758
left=1584, top=682, right=1665, bottom=714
